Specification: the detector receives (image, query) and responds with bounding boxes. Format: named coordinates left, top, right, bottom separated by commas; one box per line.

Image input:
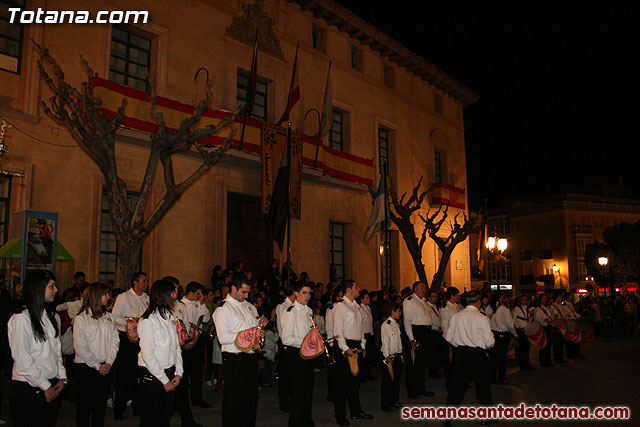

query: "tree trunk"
left=114, top=238, right=144, bottom=289
left=395, top=220, right=428, bottom=285
left=431, top=246, right=454, bottom=291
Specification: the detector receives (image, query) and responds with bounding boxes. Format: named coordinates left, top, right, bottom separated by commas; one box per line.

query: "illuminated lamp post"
left=598, top=256, right=611, bottom=296
left=486, top=235, right=509, bottom=289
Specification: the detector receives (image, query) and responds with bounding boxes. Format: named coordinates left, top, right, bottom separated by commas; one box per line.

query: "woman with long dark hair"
left=137, top=279, right=183, bottom=427
left=7, top=269, right=67, bottom=427
left=73, top=282, right=119, bottom=427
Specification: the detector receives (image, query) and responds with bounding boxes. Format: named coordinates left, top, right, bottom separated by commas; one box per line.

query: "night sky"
left=336, top=1, right=640, bottom=209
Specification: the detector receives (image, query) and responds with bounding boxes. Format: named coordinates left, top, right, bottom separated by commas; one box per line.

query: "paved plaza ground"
left=1, top=337, right=637, bottom=426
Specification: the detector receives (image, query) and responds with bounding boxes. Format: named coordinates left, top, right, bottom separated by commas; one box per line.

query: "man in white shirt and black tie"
left=275, top=288, right=295, bottom=412
left=512, top=295, right=532, bottom=370
left=444, top=291, right=496, bottom=426
left=426, top=290, right=444, bottom=379
left=332, top=279, right=373, bottom=426
left=440, top=287, right=461, bottom=391
left=402, top=281, right=435, bottom=398
left=280, top=280, right=315, bottom=427
left=359, top=289, right=375, bottom=382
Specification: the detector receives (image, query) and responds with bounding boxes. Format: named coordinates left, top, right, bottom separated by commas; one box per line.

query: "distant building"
left=482, top=191, right=640, bottom=295
left=0, top=0, right=476, bottom=289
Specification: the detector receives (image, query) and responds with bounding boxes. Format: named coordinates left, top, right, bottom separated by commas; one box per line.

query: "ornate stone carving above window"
left=226, top=0, right=284, bottom=59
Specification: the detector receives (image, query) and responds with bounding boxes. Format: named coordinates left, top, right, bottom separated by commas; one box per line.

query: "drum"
left=234, top=326, right=262, bottom=352
left=565, top=319, right=582, bottom=344
left=524, top=321, right=547, bottom=349
left=549, top=319, right=567, bottom=338
left=579, top=318, right=594, bottom=341
left=126, top=317, right=140, bottom=343
left=300, top=328, right=325, bottom=359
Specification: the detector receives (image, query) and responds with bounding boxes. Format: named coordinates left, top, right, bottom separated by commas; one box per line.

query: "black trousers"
left=173, top=367, right=195, bottom=425
left=444, top=344, right=456, bottom=391
left=405, top=325, right=428, bottom=396
left=277, top=339, right=291, bottom=410
left=550, top=329, right=566, bottom=362
left=490, top=332, right=511, bottom=382
left=222, top=352, right=259, bottom=427
left=515, top=329, right=531, bottom=368
left=74, top=363, right=112, bottom=427
left=114, top=331, right=140, bottom=416
left=183, top=338, right=205, bottom=404
left=380, top=354, right=402, bottom=409
left=446, top=346, right=492, bottom=406
left=137, top=366, right=175, bottom=427
left=9, top=379, right=61, bottom=427
left=427, top=329, right=445, bottom=376
left=566, top=340, right=581, bottom=358
left=285, top=347, right=315, bottom=427
left=333, top=340, right=363, bottom=420
left=361, top=333, right=376, bottom=379
left=539, top=327, right=553, bottom=366
left=326, top=341, right=335, bottom=401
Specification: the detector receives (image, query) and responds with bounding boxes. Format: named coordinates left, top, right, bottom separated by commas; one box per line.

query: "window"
left=434, top=92, right=443, bottom=115
left=434, top=148, right=442, bottom=183
left=383, top=64, right=394, bottom=88
left=381, top=230, right=392, bottom=289
left=236, top=69, right=268, bottom=122
left=0, top=0, right=25, bottom=73
left=490, top=260, right=511, bottom=284
left=578, top=260, right=588, bottom=283
left=575, top=235, right=591, bottom=257
left=329, top=108, right=350, bottom=151
left=0, top=176, right=11, bottom=244
left=329, top=222, right=345, bottom=282
left=488, top=216, right=510, bottom=238
left=378, top=127, right=390, bottom=175
left=109, top=26, right=152, bottom=91
left=99, top=191, right=140, bottom=282
left=351, top=45, right=363, bottom=72
left=312, top=23, right=327, bottom=53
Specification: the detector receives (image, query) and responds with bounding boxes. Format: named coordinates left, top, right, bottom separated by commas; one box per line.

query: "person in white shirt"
left=332, top=279, right=373, bottom=425
left=280, top=280, right=315, bottom=427
left=275, top=289, right=295, bottom=413
left=137, top=279, right=183, bottom=427
left=489, top=292, right=516, bottom=385
left=312, top=302, right=325, bottom=336
left=212, top=273, right=268, bottom=427
left=426, top=290, right=444, bottom=379
left=8, top=269, right=67, bottom=427
left=480, top=295, right=493, bottom=317
left=561, top=292, right=583, bottom=358
left=534, top=294, right=555, bottom=367
left=512, top=295, right=532, bottom=370
left=550, top=292, right=569, bottom=363
left=440, top=287, right=461, bottom=391
left=111, top=272, right=149, bottom=420
left=324, top=287, right=343, bottom=403
left=380, top=303, right=403, bottom=412
left=73, top=282, right=119, bottom=427
left=181, top=281, right=211, bottom=408
left=402, top=281, right=434, bottom=398
left=444, top=291, right=495, bottom=419
left=359, top=289, right=375, bottom=381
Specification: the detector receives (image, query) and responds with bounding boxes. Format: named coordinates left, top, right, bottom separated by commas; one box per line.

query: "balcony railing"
left=571, top=224, right=593, bottom=234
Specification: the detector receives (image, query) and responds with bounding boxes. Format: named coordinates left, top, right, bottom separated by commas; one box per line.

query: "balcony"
left=571, top=224, right=593, bottom=234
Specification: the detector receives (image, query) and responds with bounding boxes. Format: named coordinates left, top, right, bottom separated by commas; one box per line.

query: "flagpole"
left=286, top=123, right=292, bottom=289
left=382, top=160, right=390, bottom=300
left=313, top=61, right=332, bottom=169
left=239, top=30, right=258, bottom=151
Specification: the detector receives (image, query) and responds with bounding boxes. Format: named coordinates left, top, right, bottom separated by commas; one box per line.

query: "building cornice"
left=287, top=0, right=479, bottom=107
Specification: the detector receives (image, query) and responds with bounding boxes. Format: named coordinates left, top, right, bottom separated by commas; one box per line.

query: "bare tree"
left=37, top=46, right=237, bottom=287
left=373, top=177, right=483, bottom=291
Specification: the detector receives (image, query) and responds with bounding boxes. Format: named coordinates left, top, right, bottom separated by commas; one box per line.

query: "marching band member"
left=440, top=287, right=461, bottom=391
left=275, top=288, right=295, bottom=413
left=426, top=290, right=444, bottom=379
left=402, top=281, right=434, bottom=398
left=512, top=295, right=532, bottom=370
left=332, top=279, right=373, bottom=425
left=73, top=282, right=119, bottom=427
left=380, top=302, right=403, bottom=413
left=561, top=293, right=582, bottom=358
left=280, top=280, right=315, bottom=427
left=359, top=290, right=375, bottom=381
left=534, top=294, right=555, bottom=367
left=181, top=282, right=211, bottom=408
left=136, top=279, right=183, bottom=427
left=111, top=272, right=149, bottom=420
left=444, top=291, right=495, bottom=426
left=213, top=273, right=268, bottom=427
left=324, top=288, right=343, bottom=403
left=489, top=291, right=516, bottom=385
left=550, top=293, right=569, bottom=363
left=8, top=270, right=67, bottom=427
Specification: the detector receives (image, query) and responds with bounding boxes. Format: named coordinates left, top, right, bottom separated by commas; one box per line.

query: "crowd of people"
left=0, top=262, right=638, bottom=427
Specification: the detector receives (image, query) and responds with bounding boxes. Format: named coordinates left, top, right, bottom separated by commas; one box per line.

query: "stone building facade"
left=0, top=0, right=476, bottom=290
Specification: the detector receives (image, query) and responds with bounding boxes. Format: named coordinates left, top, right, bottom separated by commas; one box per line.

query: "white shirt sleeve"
left=403, top=299, right=415, bottom=341
left=8, top=315, right=52, bottom=391
left=73, top=315, right=101, bottom=370
left=332, top=304, right=348, bottom=352
left=138, top=318, right=169, bottom=385
left=213, top=306, right=238, bottom=347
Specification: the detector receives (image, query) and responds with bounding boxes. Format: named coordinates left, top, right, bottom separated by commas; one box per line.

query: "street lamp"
left=486, top=235, right=508, bottom=288
left=598, top=256, right=611, bottom=296
left=598, top=257, right=608, bottom=267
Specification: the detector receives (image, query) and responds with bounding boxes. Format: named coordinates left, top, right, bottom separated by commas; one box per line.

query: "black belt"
left=493, top=331, right=513, bottom=338
left=138, top=366, right=175, bottom=383
left=222, top=351, right=258, bottom=358
left=345, top=339, right=362, bottom=349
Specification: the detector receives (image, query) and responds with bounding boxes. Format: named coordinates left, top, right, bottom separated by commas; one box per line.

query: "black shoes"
left=480, top=420, right=498, bottom=425
left=381, top=407, right=393, bottom=413
left=192, top=400, right=212, bottom=408
left=392, top=402, right=402, bottom=408
left=336, top=418, right=350, bottom=426
left=351, top=411, right=374, bottom=420
left=420, top=390, right=436, bottom=397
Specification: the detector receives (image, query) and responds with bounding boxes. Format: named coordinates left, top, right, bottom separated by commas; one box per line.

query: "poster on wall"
left=21, top=210, right=58, bottom=281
